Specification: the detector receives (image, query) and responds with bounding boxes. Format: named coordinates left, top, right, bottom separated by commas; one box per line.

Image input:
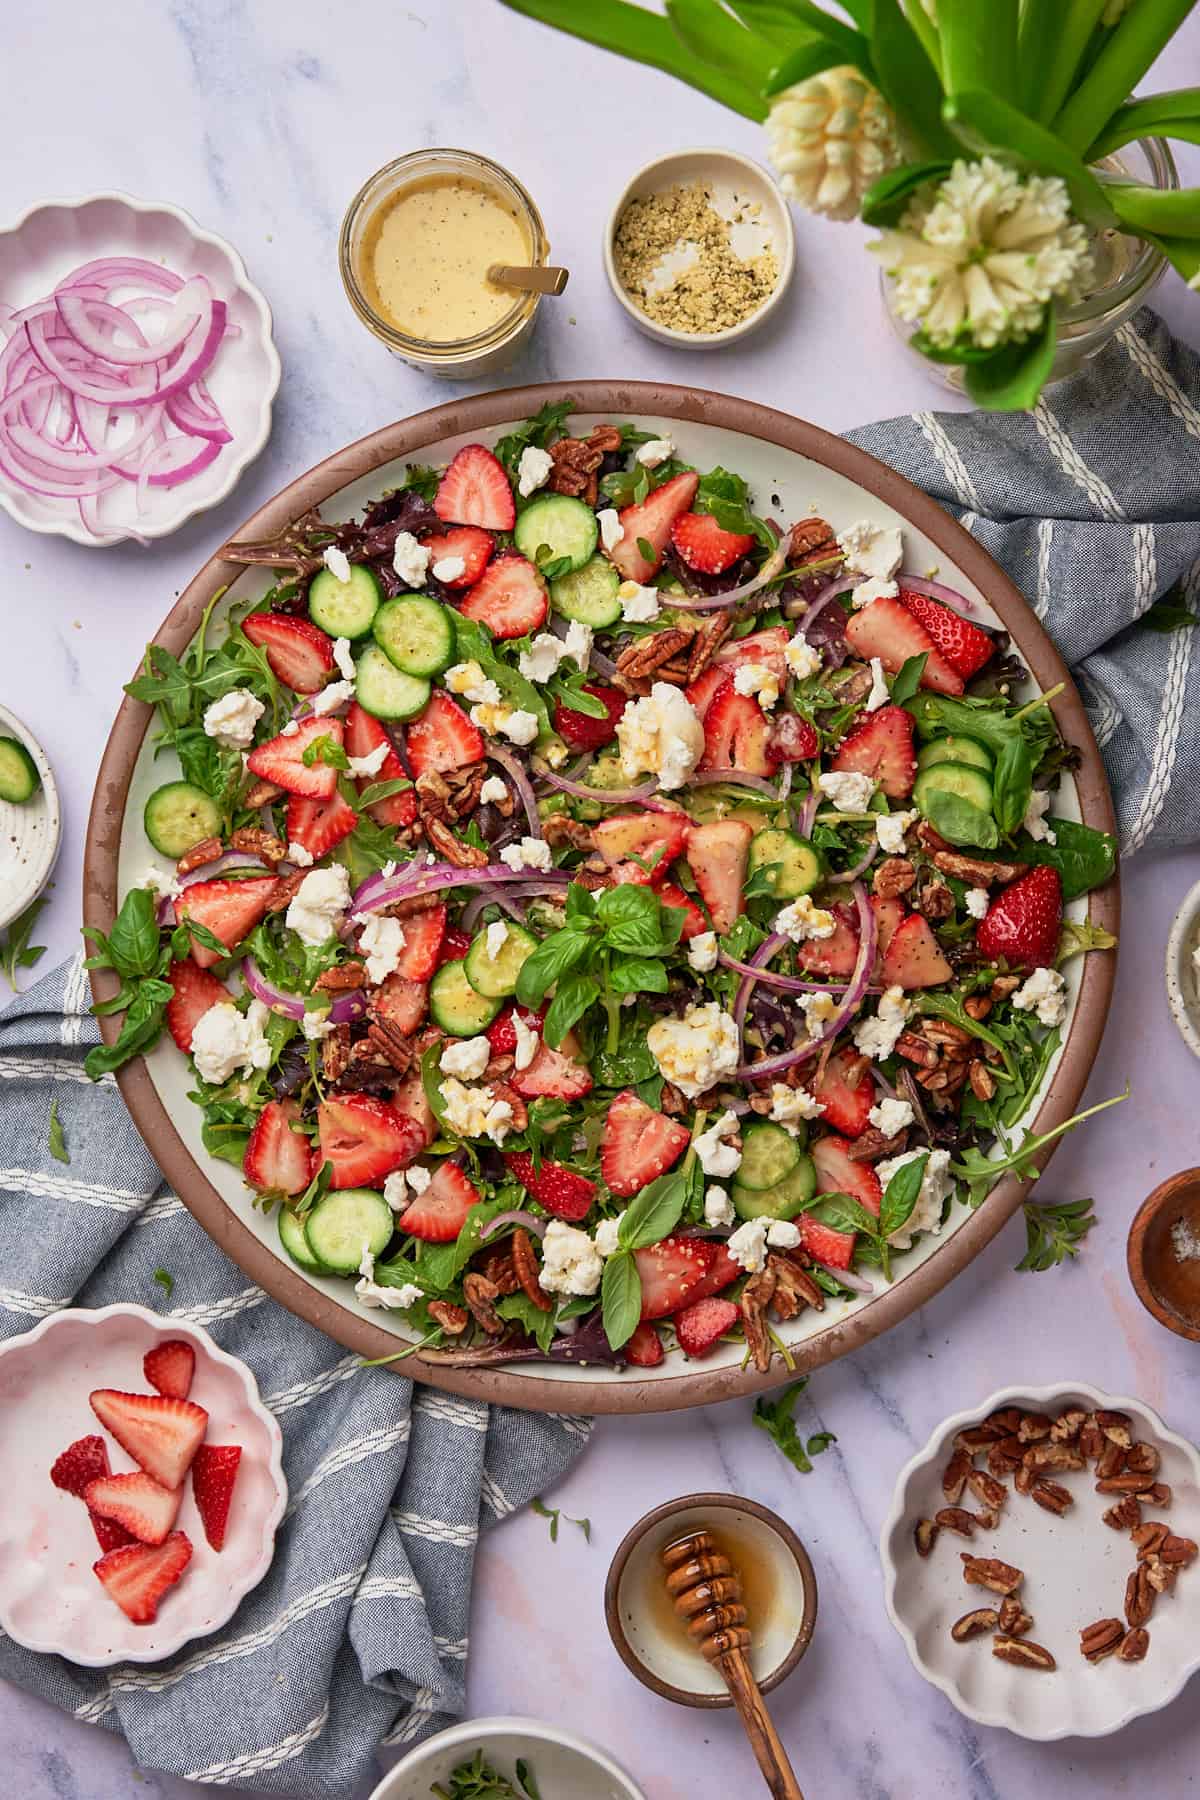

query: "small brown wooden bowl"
left=1127, top=1169, right=1200, bottom=1342
left=604, top=1493, right=817, bottom=1710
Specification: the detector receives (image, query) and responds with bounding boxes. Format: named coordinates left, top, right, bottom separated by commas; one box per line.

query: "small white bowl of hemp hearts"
left=604, top=148, right=795, bottom=347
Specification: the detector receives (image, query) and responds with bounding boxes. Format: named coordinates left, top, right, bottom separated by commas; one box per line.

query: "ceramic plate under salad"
left=84, top=382, right=1119, bottom=1414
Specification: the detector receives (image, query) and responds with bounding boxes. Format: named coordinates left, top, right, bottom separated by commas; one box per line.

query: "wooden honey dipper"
left=662, top=1529, right=803, bottom=1800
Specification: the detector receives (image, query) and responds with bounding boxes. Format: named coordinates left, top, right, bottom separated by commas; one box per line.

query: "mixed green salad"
left=87, top=400, right=1119, bottom=1373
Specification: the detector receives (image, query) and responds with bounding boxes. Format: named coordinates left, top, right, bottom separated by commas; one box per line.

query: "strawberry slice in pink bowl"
left=0, top=1303, right=286, bottom=1665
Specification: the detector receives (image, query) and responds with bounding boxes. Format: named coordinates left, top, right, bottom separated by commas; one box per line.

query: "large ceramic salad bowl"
left=84, top=381, right=1119, bottom=1413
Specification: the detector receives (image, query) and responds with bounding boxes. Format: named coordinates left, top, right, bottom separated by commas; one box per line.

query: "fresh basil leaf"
left=919, top=786, right=1000, bottom=850
left=47, top=1100, right=70, bottom=1164
left=889, top=652, right=928, bottom=706
left=601, top=1249, right=642, bottom=1352
left=596, top=883, right=658, bottom=931
left=879, top=1152, right=928, bottom=1241
left=180, top=916, right=230, bottom=960
left=106, top=888, right=163, bottom=980
left=1015, top=817, right=1117, bottom=902
left=515, top=927, right=594, bottom=1009
left=564, top=882, right=597, bottom=927
left=805, top=1190, right=881, bottom=1238
left=543, top=973, right=600, bottom=1047
left=356, top=776, right=413, bottom=807
left=610, top=955, right=669, bottom=996
left=1138, top=586, right=1197, bottom=633
left=83, top=981, right=171, bottom=1079
left=636, top=536, right=654, bottom=564
left=618, top=1169, right=689, bottom=1250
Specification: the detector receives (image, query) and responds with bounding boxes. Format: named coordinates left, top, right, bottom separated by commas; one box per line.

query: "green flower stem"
left=939, top=0, right=1018, bottom=107
left=902, top=0, right=942, bottom=75
left=1134, top=229, right=1200, bottom=284
left=1026, top=0, right=1108, bottom=126
left=1053, top=0, right=1197, bottom=153
left=497, top=0, right=768, bottom=121
left=1086, top=87, right=1200, bottom=160
left=1110, top=183, right=1200, bottom=239
left=664, top=0, right=778, bottom=94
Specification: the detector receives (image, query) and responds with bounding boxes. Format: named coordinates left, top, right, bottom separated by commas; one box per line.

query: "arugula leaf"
left=1056, top=919, right=1118, bottom=966
left=0, top=893, right=49, bottom=991
left=1015, top=816, right=1118, bottom=901
left=600, top=1248, right=642, bottom=1351
left=152, top=1267, right=175, bottom=1299
left=952, top=1087, right=1128, bottom=1208
left=1017, top=1197, right=1097, bottom=1272
left=752, top=1378, right=836, bottom=1475
left=618, top=1169, right=690, bottom=1250
left=47, top=1100, right=70, bottom=1164
left=493, top=399, right=575, bottom=481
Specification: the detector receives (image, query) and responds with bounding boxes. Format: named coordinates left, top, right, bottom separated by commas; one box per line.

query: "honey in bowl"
left=356, top=173, right=531, bottom=343
left=646, top=1523, right=778, bottom=1656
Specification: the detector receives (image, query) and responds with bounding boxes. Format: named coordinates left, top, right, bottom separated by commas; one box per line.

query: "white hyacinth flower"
left=869, top=156, right=1093, bottom=351
left=765, top=65, right=901, bottom=222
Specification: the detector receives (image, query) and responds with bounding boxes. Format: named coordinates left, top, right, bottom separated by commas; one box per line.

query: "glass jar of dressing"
left=339, top=149, right=549, bottom=378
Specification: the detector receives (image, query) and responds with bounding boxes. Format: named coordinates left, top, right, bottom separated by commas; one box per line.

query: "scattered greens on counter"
left=153, top=1268, right=175, bottom=1300
left=47, top=1099, right=69, bottom=1165
left=752, top=1377, right=836, bottom=1475
left=1017, top=1197, right=1098, bottom=1273
left=530, top=1497, right=592, bottom=1544
left=0, top=893, right=49, bottom=992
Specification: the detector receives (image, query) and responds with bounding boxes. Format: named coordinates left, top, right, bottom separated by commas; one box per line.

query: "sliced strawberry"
left=610, top=470, right=700, bottom=582
left=505, top=1151, right=596, bottom=1222
left=684, top=664, right=727, bottom=722
left=51, top=1435, right=111, bottom=1499
left=372, top=972, right=429, bottom=1036
left=425, top=524, right=494, bottom=588
left=592, top=810, right=688, bottom=882
left=976, top=865, right=1062, bottom=971
left=91, top=1512, right=137, bottom=1554
left=178, top=876, right=278, bottom=969
left=870, top=895, right=906, bottom=962
left=634, top=1234, right=714, bottom=1320
left=685, top=1242, right=741, bottom=1302
left=89, top=1391, right=209, bottom=1491
left=601, top=1089, right=691, bottom=1197
left=388, top=904, right=447, bottom=981
left=456, top=551, right=548, bottom=639
left=831, top=704, right=917, bottom=800
left=485, top=1003, right=545, bottom=1055
left=658, top=881, right=708, bottom=940
left=85, top=1472, right=182, bottom=1547
left=344, top=702, right=417, bottom=829
left=713, top=627, right=790, bottom=673
left=143, top=1340, right=195, bottom=1402
left=671, top=511, right=755, bottom=575
left=317, top=1093, right=426, bottom=1188
left=699, top=678, right=778, bottom=778
left=406, top=691, right=485, bottom=778
left=623, top=1321, right=664, bottom=1368
left=438, top=926, right=473, bottom=966
left=242, top=612, right=335, bottom=694
left=246, top=715, right=345, bottom=799
left=286, top=789, right=359, bottom=860
left=685, top=819, right=753, bottom=935
left=795, top=1214, right=855, bottom=1271
left=811, top=1046, right=874, bottom=1137
left=811, top=1134, right=883, bottom=1217
left=191, top=1444, right=241, bottom=1552
left=244, top=1098, right=314, bottom=1197
left=844, top=598, right=964, bottom=697
left=398, top=1161, right=481, bottom=1242
left=434, top=443, right=515, bottom=531
left=511, top=1032, right=593, bottom=1101
left=769, top=713, right=820, bottom=763
left=881, top=913, right=954, bottom=989
left=899, top=586, right=994, bottom=680
left=796, top=904, right=860, bottom=978
left=553, top=683, right=626, bottom=751
left=391, top=1069, right=438, bottom=1149
left=93, top=1531, right=193, bottom=1625
left=674, top=1294, right=740, bottom=1357
left=165, top=960, right=229, bottom=1051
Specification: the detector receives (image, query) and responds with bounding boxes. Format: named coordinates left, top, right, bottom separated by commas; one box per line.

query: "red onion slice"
left=896, top=573, right=980, bottom=616
left=349, top=860, right=571, bottom=920
left=796, top=574, right=851, bottom=639
left=485, top=743, right=541, bottom=837
left=55, top=282, right=208, bottom=369
left=795, top=789, right=818, bottom=838
left=664, top=530, right=793, bottom=613
left=480, top=1209, right=547, bottom=1241
left=242, top=955, right=366, bottom=1024
left=734, top=881, right=876, bottom=1080
left=686, top=769, right=786, bottom=798
left=829, top=836, right=878, bottom=883
left=540, top=768, right=657, bottom=805
left=810, top=1260, right=874, bottom=1294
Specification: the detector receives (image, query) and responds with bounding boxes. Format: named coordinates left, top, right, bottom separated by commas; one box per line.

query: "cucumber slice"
left=913, top=762, right=994, bottom=816
left=733, top=1156, right=817, bottom=1221
left=303, top=1186, right=394, bottom=1276
left=374, top=596, right=457, bottom=678
left=308, top=564, right=382, bottom=639
left=0, top=736, right=40, bottom=804
left=736, top=1121, right=801, bottom=1192
left=746, top=828, right=822, bottom=900
left=550, top=554, right=622, bottom=626
left=429, top=958, right=502, bottom=1035
left=143, top=781, right=222, bottom=858
left=464, top=921, right=538, bottom=1000
left=354, top=643, right=432, bottom=721
left=515, top=494, right=598, bottom=575
left=279, top=1203, right=333, bottom=1275
left=917, top=734, right=993, bottom=775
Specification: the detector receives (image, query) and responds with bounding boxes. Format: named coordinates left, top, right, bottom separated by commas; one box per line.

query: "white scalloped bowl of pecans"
left=880, top=1383, right=1200, bottom=1739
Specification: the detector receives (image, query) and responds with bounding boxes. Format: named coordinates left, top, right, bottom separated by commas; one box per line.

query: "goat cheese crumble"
left=853, top=985, right=911, bottom=1060
left=322, top=545, right=352, bottom=583
left=646, top=1001, right=740, bottom=1099
left=191, top=999, right=272, bottom=1087
left=818, top=770, right=876, bottom=813
left=693, top=1110, right=742, bottom=1179
left=203, top=688, right=264, bottom=749
left=616, top=682, right=704, bottom=790
left=499, top=836, right=553, bottom=872
left=1011, top=964, right=1067, bottom=1027
left=776, top=894, right=836, bottom=943
left=539, top=1220, right=604, bottom=1296
left=517, top=444, right=554, bottom=497
left=286, top=865, right=352, bottom=946
left=392, top=531, right=430, bottom=587
left=687, top=930, right=719, bottom=973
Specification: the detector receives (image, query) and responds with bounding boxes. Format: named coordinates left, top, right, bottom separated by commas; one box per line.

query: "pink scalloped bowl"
left=0, top=1304, right=286, bottom=1666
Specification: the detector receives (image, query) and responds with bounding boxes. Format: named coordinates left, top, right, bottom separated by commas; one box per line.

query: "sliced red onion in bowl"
left=734, top=880, right=876, bottom=1080
left=480, top=1209, right=547, bottom=1242
left=242, top=956, right=366, bottom=1024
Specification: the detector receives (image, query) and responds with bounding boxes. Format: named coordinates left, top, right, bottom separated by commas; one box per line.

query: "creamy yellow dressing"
left=358, top=174, right=530, bottom=342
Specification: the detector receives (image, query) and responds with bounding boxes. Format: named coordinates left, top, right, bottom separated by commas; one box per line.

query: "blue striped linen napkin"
left=0, top=953, right=589, bottom=1794
left=847, top=307, right=1200, bottom=854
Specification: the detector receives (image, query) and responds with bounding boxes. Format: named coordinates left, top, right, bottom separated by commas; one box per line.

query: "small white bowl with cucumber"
left=0, top=703, right=60, bottom=933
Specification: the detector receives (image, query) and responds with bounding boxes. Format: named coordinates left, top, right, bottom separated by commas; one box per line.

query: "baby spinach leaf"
left=920, top=786, right=1000, bottom=850
left=1014, top=817, right=1117, bottom=901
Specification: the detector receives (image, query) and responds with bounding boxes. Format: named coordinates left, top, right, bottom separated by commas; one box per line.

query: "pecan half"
left=230, top=825, right=287, bottom=865
left=935, top=1507, right=977, bottom=1538
left=873, top=856, right=916, bottom=899
left=961, top=1554, right=1023, bottom=1595
left=427, top=1300, right=469, bottom=1335
left=542, top=814, right=595, bottom=851
left=424, top=816, right=490, bottom=867
left=922, top=1018, right=975, bottom=1053
left=481, top=1251, right=520, bottom=1297
left=998, top=1598, right=1034, bottom=1637
left=546, top=428, right=610, bottom=505
left=176, top=835, right=224, bottom=875
left=942, top=1449, right=972, bottom=1505
left=988, top=1436, right=1026, bottom=1478
left=913, top=874, right=954, bottom=921
left=1124, top=1442, right=1160, bottom=1478
left=1132, top=1521, right=1170, bottom=1559
left=968, top=1061, right=997, bottom=1102
left=768, top=1254, right=823, bottom=1319
left=846, top=1125, right=905, bottom=1163
left=967, top=1469, right=1008, bottom=1513
left=990, top=973, right=1021, bottom=1000
left=321, top=1022, right=351, bottom=1084
left=787, top=516, right=839, bottom=565
left=914, top=1518, right=940, bottom=1559
left=1159, top=1532, right=1197, bottom=1567
left=364, top=1020, right=416, bottom=1073
left=1096, top=1409, right=1133, bottom=1448
left=956, top=1423, right=1002, bottom=1453
left=1118, top=1626, right=1149, bottom=1663
left=686, top=611, right=734, bottom=681
left=951, top=1608, right=998, bottom=1642
left=1096, top=1440, right=1128, bottom=1480
left=1031, top=1479, right=1073, bottom=1516
left=1023, top=1440, right=1085, bottom=1474
left=1103, top=1497, right=1143, bottom=1532
left=510, top=1227, right=552, bottom=1312
left=244, top=777, right=284, bottom=808
left=1051, top=1407, right=1087, bottom=1443
left=462, top=1273, right=505, bottom=1337
left=931, top=849, right=1028, bottom=887
left=1143, top=1554, right=1177, bottom=1595
left=1080, top=1618, right=1124, bottom=1663
left=615, top=627, right=693, bottom=683
left=986, top=1408, right=1024, bottom=1437
left=1096, top=1472, right=1164, bottom=1496
left=741, top=1266, right=778, bottom=1375
left=1125, top=1566, right=1155, bottom=1627
left=314, top=960, right=367, bottom=992
left=963, top=995, right=992, bottom=1021
left=267, top=870, right=308, bottom=913
left=1079, top=1417, right=1106, bottom=1461
left=993, top=1636, right=1056, bottom=1671
left=896, top=1031, right=940, bottom=1069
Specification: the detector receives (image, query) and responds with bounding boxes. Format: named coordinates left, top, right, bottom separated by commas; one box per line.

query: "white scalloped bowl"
left=0, top=701, right=60, bottom=932
left=0, top=1304, right=287, bottom=1666
left=881, top=1382, right=1200, bottom=1739
left=0, top=193, right=280, bottom=547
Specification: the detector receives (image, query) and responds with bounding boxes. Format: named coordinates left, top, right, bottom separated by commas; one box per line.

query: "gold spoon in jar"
left=487, top=263, right=570, bottom=295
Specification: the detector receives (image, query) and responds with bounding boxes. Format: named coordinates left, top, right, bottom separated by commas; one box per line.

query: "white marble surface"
left=4, top=4, right=1200, bottom=1795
